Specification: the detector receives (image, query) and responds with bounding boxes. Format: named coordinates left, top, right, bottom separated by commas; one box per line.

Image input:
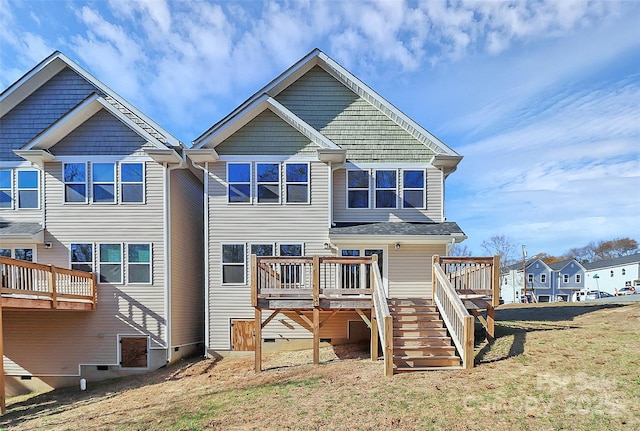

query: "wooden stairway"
left=389, top=298, right=462, bottom=372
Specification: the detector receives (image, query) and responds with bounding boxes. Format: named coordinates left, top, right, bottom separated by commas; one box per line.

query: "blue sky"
left=2, top=0, right=639, bottom=256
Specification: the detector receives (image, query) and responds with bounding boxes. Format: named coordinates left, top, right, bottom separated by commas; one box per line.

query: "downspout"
left=327, top=162, right=333, bottom=229
left=189, top=159, right=211, bottom=356
left=440, top=168, right=445, bottom=222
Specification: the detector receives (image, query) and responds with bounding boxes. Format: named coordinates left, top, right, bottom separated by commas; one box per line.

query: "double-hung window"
left=121, top=163, right=144, bottom=203
left=0, top=170, right=11, bottom=208
left=127, top=244, right=151, bottom=284
left=528, top=274, right=534, bottom=284
left=375, top=170, right=397, bottom=209
left=256, top=163, right=280, bottom=203
left=17, top=170, right=39, bottom=209
left=575, top=274, right=582, bottom=283
left=347, top=170, right=369, bottom=208
left=99, top=243, right=123, bottom=284
left=64, top=163, right=88, bottom=203
left=402, top=170, right=425, bottom=209
left=563, top=274, right=569, bottom=283
left=540, top=274, right=546, bottom=283
left=285, top=163, right=309, bottom=203
left=92, top=163, right=116, bottom=203
left=228, top=163, right=251, bottom=203
left=70, top=243, right=93, bottom=272
left=251, top=244, right=274, bottom=257
left=222, top=244, right=245, bottom=284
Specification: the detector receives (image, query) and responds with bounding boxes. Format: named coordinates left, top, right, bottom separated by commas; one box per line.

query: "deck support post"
left=254, top=308, right=262, bottom=373
left=486, top=306, right=495, bottom=341
left=0, top=298, right=5, bottom=414
left=371, top=316, right=378, bottom=361
left=312, top=308, right=320, bottom=366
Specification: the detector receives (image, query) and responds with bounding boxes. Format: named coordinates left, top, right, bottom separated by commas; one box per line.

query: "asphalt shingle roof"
left=329, top=221, right=465, bottom=237
left=0, top=222, right=43, bottom=236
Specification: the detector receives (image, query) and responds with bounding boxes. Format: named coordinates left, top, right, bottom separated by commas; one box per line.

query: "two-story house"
left=584, top=253, right=640, bottom=295
left=548, top=259, right=585, bottom=301
left=188, top=49, right=467, bottom=357
left=0, top=52, right=204, bottom=395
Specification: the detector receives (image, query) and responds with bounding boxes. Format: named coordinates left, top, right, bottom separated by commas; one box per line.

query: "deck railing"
left=252, top=255, right=375, bottom=306
left=432, top=255, right=475, bottom=369
left=0, top=256, right=97, bottom=309
left=371, top=256, right=393, bottom=376
left=438, top=256, right=501, bottom=307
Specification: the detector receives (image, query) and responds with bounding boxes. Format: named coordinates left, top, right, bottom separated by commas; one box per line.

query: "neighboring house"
left=501, top=257, right=585, bottom=303
left=583, top=253, right=640, bottom=294
left=0, top=52, right=204, bottom=395
left=188, top=49, right=467, bottom=355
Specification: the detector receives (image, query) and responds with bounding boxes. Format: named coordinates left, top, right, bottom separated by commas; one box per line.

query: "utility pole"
left=522, top=245, right=527, bottom=303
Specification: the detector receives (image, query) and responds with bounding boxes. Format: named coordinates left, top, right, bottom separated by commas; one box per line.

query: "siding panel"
left=387, top=244, right=445, bottom=298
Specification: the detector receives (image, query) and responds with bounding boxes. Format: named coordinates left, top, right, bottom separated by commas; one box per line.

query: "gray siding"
left=387, top=244, right=444, bottom=298
left=169, top=168, right=205, bottom=352
left=275, top=66, right=434, bottom=163
left=207, top=160, right=331, bottom=350
left=0, top=67, right=98, bottom=161
left=50, top=109, right=155, bottom=156
left=332, top=166, right=443, bottom=223
left=215, top=109, right=318, bottom=156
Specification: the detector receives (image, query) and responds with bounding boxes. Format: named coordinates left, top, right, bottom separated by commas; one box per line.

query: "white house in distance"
left=187, top=49, right=468, bottom=359
left=583, top=253, right=640, bottom=294
left=0, top=52, right=204, bottom=395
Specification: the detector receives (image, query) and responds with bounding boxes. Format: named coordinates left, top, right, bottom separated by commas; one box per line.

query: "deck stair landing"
left=389, top=298, right=462, bottom=372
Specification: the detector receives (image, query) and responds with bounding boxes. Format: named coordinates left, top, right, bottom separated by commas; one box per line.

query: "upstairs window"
left=575, top=274, right=582, bottom=283
left=17, top=170, right=39, bottom=209
left=285, top=163, right=309, bottom=203
left=64, top=163, right=88, bottom=203
left=563, top=274, right=569, bottom=283
left=540, top=274, right=546, bottom=283
left=92, top=163, right=116, bottom=203
left=228, top=163, right=251, bottom=203
left=375, top=170, right=397, bottom=209
left=127, top=244, right=151, bottom=284
left=347, top=170, right=369, bottom=208
left=121, top=163, right=144, bottom=203
left=256, top=163, right=280, bottom=203
left=402, top=170, right=425, bottom=209
left=70, top=243, right=93, bottom=273
left=528, top=274, right=534, bottom=284
left=99, top=243, right=123, bottom=284
left=0, top=170, right=11, bottom=208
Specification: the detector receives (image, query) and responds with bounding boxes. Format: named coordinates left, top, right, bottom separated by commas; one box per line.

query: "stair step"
left=393, top=336, right=453, bottom=347
left=394, top=355, right=461, bottom=368
left=389, top=305, right=437, bottom=313
left=394, top=365, right=464, bottom=373
left=393, top=328, right=448, bottom=337
left=393, top=320, right=444, bottom=329
left=393, top=313, right=441, bottom=321
left=388, top=298, right=432, bottom=306
left=393, top=346, right=457, bottom=356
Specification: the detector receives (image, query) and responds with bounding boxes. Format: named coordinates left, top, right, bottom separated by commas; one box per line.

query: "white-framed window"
left=527, top=274, right=534, bottom=284
left=285, top=163, right=309, bottom=204
left=92, top=163, right=116, bottom=203
left=63, top=162, right=88, bottom=203
left=251, top=243, right=274, bottom=257
left=0, top=170, right=12, bottom=209
left=575, top=274, right=582, bottom=283
left=70, top=243, right=94, bottom=273
left=347, top=170, right=369, bottom=208
left=120, top=163, right=145, bottom=203
left=375, top=170, right=397, bottom=209
left=402, top=169, right=425, bottom=209
left=222, top=244, right=246, bottom=284
left=256, top=163, right=280, bottom=204
left=127, top=244, right=152, bottom=284
left=227, top=163, right=251, bottom=203
left=0, top=247, right=34, bottom=261
left=279, top=243, right=304, bottom=286
left=621, top=269, right=626, bottom=276
left=563, top=274, right=569, bottom=283
left=16, top=169, right=39, bottom=209
left=540, top=274, right=546, bottom=283
left=538, top=295, right=551, bottom=303
left=99, top=243, right=123, bottom=284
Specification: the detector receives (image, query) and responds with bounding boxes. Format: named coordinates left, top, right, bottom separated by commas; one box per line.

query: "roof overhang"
left=317, top=148, right=346, bottom=165
left=12, top=149, right=56, bottom=167
left=0, top=222, right=45, bottom=244
left=184, top=149, right=220, bottom=164
left=144, top=148, right=186, bottom=166
left=329, top=222, right=467, bottom=245
left=430, top=154, right=463, bottom=177
left=329, top=233, right=467, bottom=246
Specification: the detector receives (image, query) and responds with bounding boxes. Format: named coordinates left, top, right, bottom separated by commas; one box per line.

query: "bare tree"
left=565, top=237, right=638, bottom=263
left=449, top=243, right=472, bottom=257
left=480, top=234, right=518, bottom=273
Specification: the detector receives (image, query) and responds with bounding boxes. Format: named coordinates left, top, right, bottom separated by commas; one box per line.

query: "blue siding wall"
left=0, top=67, right=99, bottom=161
left=51, top=109, right=152, bottom=156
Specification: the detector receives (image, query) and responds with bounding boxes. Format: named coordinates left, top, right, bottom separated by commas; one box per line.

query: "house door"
left=1, top=246, right=35, bottom=289
left=231, top=319, right=255, bottom=351
left=119, top=336, right=149, bottom=368
left=340, top=248, right=386, bottom=294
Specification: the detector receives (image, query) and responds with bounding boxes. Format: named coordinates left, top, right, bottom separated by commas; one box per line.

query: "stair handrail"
left=371, top=257, right=393, bottom=376
left=432, top=255, right=475, bottom=369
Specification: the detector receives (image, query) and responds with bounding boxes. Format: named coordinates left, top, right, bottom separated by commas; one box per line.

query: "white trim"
left=62, top=162, right=88, bottom=204
left=120, top=162, right=146, bottom=205
left=255, top=162, right=281, bottom=204
left=346, top=169, right=370, bottom=209
left=373, top=169, right=398, bottom=209
left=91, top=162, right=117, bottom=204
left=0, top=169, right=14, bottom=210
left=401, top=169, right=426, bottom=210
left=15, top=168, right=40, bottom=210
left=226, top=162, right=252, bottom=204
left=249, top=242, right=276, bottom=257
left=69, top=242, right=95, bottom=273
left=126, top=243, right=153, bottom=285
left=98, top=242, right=124, bottom=285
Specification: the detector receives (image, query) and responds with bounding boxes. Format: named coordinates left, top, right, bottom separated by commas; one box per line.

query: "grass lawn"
left=1, top=302, right=639, bottom=430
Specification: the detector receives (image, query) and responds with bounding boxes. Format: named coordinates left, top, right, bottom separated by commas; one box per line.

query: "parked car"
left=616, top=287, right=635, bottom=296
left=585, top=290, right=614, bottom=300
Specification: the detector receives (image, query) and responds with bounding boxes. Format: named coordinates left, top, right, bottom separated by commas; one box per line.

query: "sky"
left=1, top=0, right=639, bottom=257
